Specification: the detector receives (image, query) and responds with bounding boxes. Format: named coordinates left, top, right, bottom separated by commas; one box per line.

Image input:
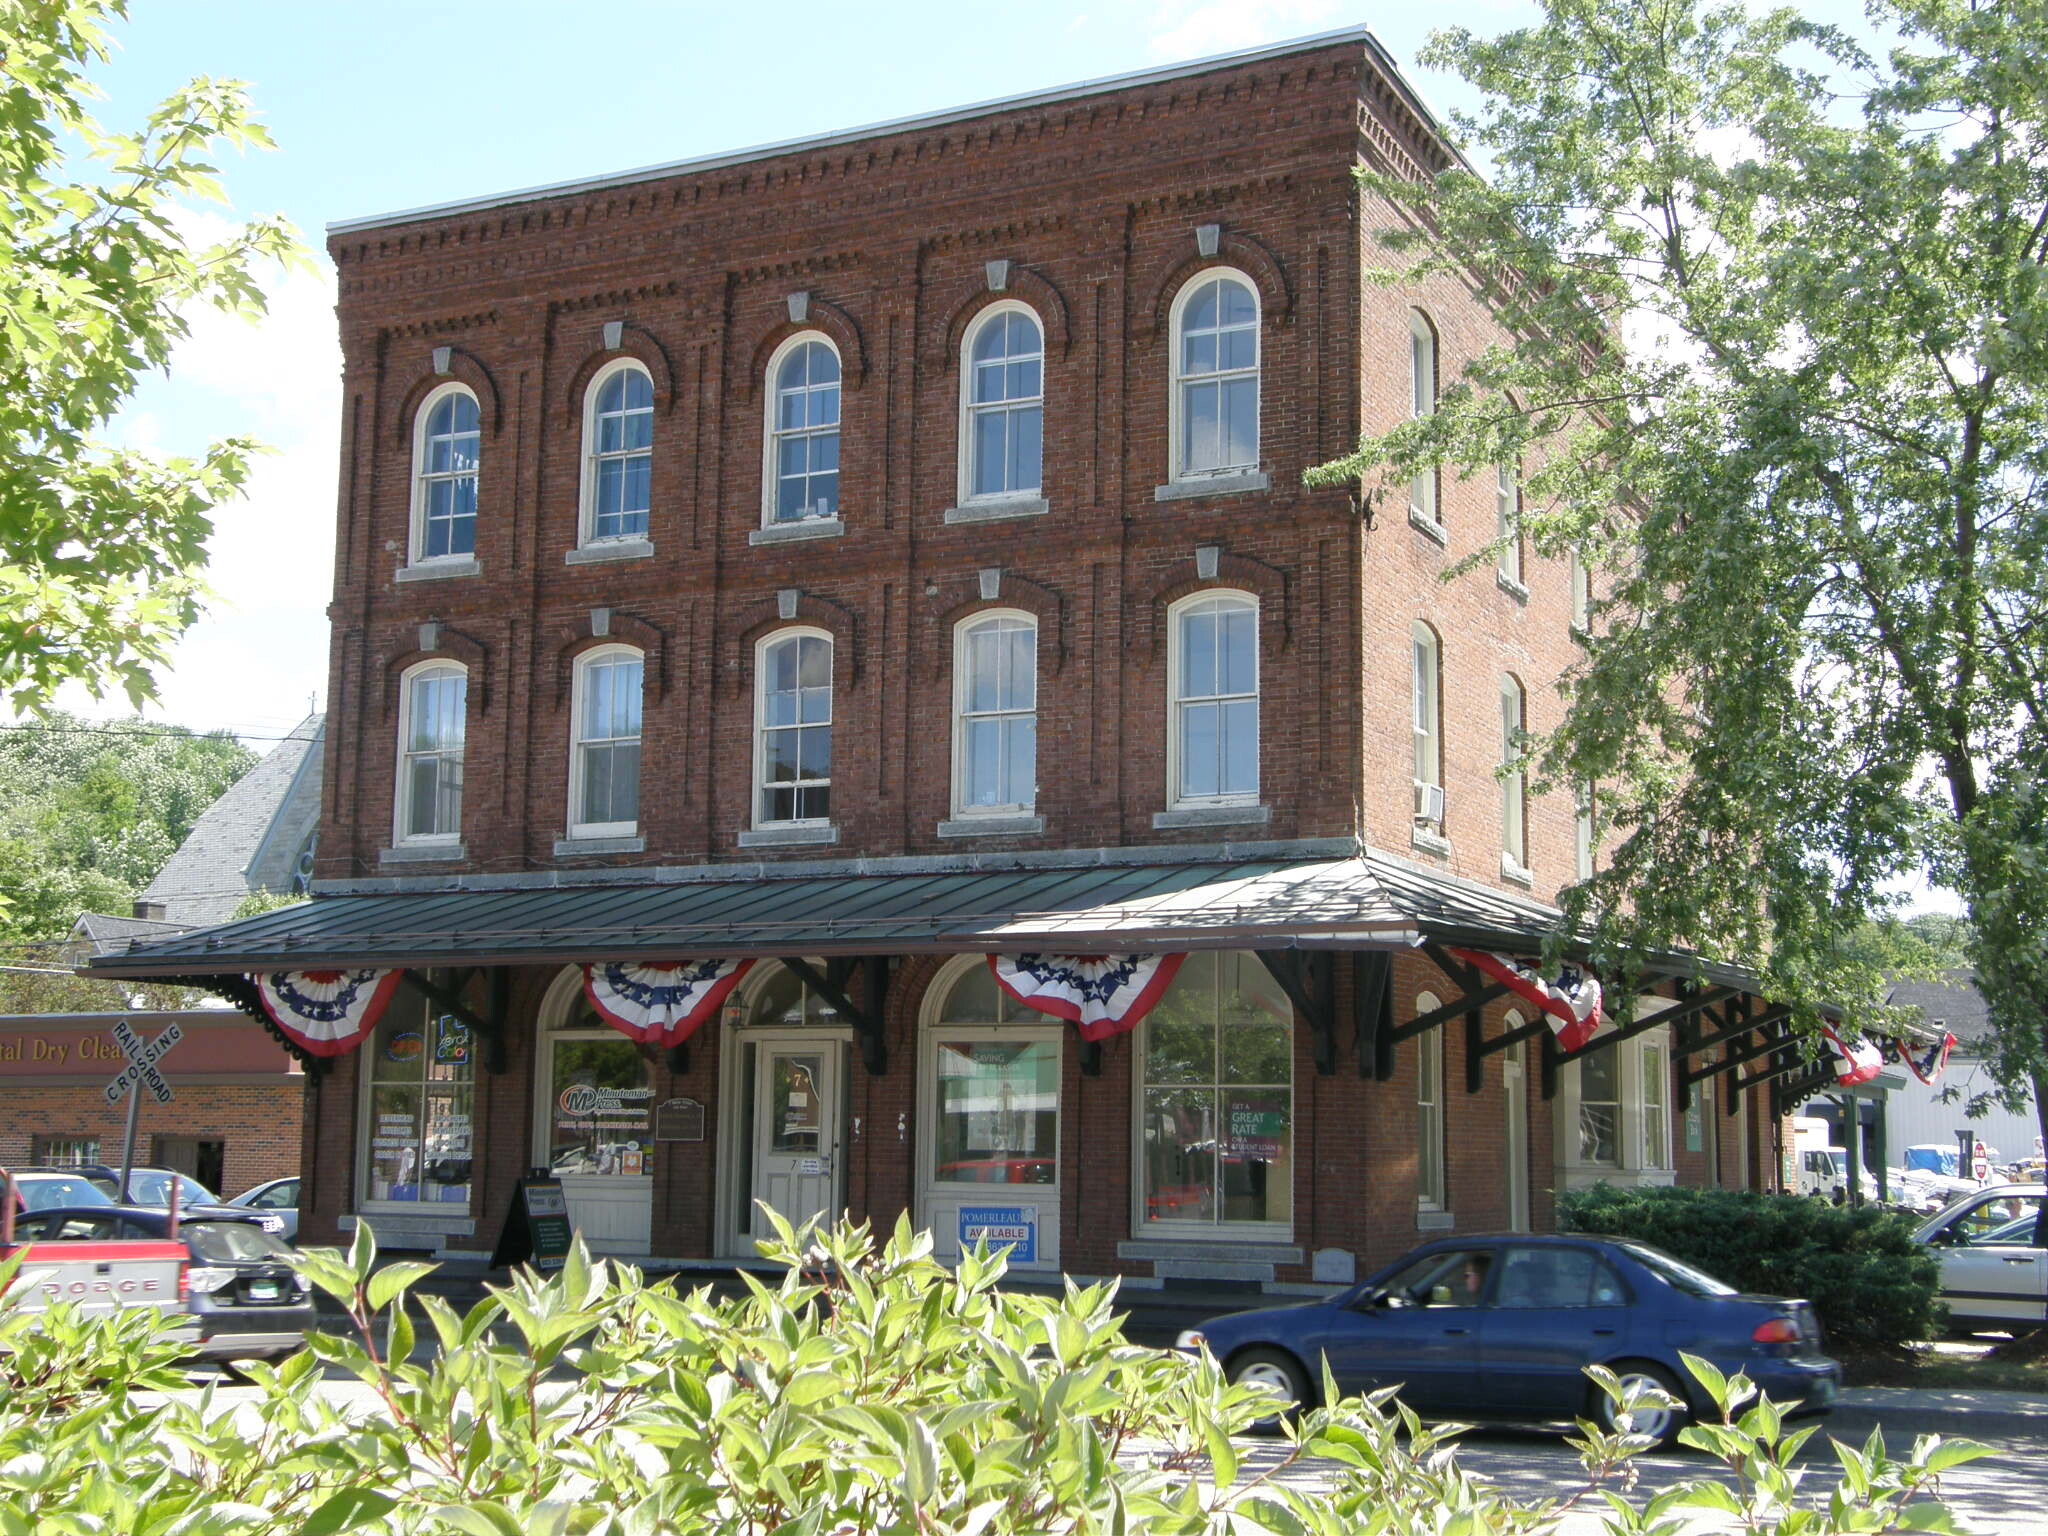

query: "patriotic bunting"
left=1884, top=1029, right=1958, bottom=1087
left=252, top=969, right=404, bottom=1058
left=1821, top=1024, right=1883, bottom=1086
left=987, top=953, right=1187, bottom=1042
left=583, top=959, right=756, bottom=1047
left=1445, top=948, right=1603, bottom=1052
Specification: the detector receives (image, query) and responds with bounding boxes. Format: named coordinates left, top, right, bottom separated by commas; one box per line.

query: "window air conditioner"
left=1413, top=781, right=1446, bottom=825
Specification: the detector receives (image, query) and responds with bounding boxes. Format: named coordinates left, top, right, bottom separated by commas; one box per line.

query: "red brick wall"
left=0, top=1082, right=304, bottom=1198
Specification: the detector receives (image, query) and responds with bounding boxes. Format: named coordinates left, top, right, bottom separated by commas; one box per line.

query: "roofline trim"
left=328, top=26, right=1430, bottom=237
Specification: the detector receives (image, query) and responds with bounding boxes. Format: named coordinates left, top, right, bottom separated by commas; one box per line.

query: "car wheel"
left=1591, top=1361, right=1690, bottom=1448
left=1227, top=1347, right=1313, bottom=1430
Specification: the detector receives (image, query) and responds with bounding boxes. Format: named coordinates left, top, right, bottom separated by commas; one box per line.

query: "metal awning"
left=82, top=850, right=1608, bottom=979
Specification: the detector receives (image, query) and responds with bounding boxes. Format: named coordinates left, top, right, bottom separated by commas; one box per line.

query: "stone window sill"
left=937, top=814, right=1045, bottom=839
left=1408, top=507, right=1448, bottom=546
left=738, top=824, right=839, bottom=849
left=943, top=497, right=1048, bottom=525
left=553, top=834, right=646, bottom=856
left=1153, top=803, right=1271, bottom=831
left=1415, top=1208, right=1456, bottom=1232
left=749, top=517, right=844, bottom=546
left=1500, top=853, right=1535, bottom=888
left=1496, top=570, right=1530, bottom=603
left=1410, top=826, right=1451, bottom=858
left=379, top=843, right=466, bottom=865
left=565, top=539, right=653, bottom=565
left=1153, top=469, right=1270, bottom=503
left=394, top=558, right=480, bottom=583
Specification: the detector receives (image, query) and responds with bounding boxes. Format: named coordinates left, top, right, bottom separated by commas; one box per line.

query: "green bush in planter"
left=1557, top=1183, right=1944, bottom=1349
left=0, top=1214, right=1987, bottom=1532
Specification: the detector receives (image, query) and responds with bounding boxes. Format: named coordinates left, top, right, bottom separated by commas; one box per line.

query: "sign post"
left=103, top=1019, right=180, bottom=1202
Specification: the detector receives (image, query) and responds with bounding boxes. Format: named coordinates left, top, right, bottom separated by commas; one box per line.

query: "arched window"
left=1411, top=622, right=1443, bottom=829
left=1171, top=270, right=1260, bottom=479
left=396, top=662, right=467, bottom=844
left=569, top=646, right=644, bottom=836
left=1500, top=674, right=1527, bottom=874
left=581, top=363, right=653, bottom=545
left=954, top=612, right=1037, bottom=817
left=1137, top=951, right=1293, bottom=1232
left=927, top=959, right=1059, bottom=1191
left=412, top=385, right=480, bottom=563
left=756, top=630, right=832, bottom=826
left=960, top=304, right=1043, bottom=504
left=1168, top=591, right=1258, bottom=807
left=1416, top=991, right=1445, bottom=1210
left=1408, top=310, right=1438, bottom=525
left=765, top=336, right=841, bottom=526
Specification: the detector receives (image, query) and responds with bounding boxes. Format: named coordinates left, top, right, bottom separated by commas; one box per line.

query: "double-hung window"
left=570, top=648, right=643, bottom=836
left=961, top=306, right=1043, bottom=503
left=1412, top=624, right=1442, bottom=828
left=413, top=386, right=480, bottom=562
left=757, top=631, right=832, bottom=825
left=1170, top=592, right=1258, bottom=806
left=1496, top=463, right=1522, bottom=586
left=1578, top=1049, right=1620, bottom=1166
left=1417, top=993, right=1446, bottom=1210
left=583, top=364, right=653, bottom=543
left=767, top=337, right=841, bottom=524
left=1408, top=311, right=1438, bottom=524
left=397, top=663, right=466, bottom=845
left=1500, top=676, right=1527, bottom=874
left=1172, top=272, right=1259, bottom=478
left=955, top=613, right=1037, bottom=815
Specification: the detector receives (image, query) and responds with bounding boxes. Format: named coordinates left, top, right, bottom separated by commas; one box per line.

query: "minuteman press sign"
left=104, top=1019, right=180, bottom=1106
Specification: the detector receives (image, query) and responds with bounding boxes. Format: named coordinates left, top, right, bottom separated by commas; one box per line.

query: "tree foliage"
left=0, top=0, right=300, bottom=712
left=1309, top=0, right=2048, bottom=1130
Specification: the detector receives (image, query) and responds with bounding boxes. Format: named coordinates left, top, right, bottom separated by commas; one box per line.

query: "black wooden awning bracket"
left=1355, top=951, right=1394, bottom=1080
left=1256, top=951, right=1338, bottom=1075
left=781, top=956, right=889, bottom=1075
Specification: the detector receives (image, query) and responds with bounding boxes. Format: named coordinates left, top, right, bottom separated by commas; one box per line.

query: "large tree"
left=1309, top=0, right=2048, bottom=1146
left=0, top=0, right=298, bottom=712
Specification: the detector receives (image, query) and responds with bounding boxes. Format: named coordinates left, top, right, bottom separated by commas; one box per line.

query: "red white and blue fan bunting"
left=1822, top=1024, right=1883, bottom=1086
left=252, top=969, right=404, bottom=1058
left=1446, top=948, right=1604, bottom=1052
left=987, top=953, right=1187, bottom=1042
left=1890, top=1029, right=1958, bottom=1087
left=583, top=959, right=756, bottom=1048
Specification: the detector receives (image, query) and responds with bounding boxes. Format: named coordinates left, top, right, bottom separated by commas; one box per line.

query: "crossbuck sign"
left=104, top=1019, right=180, bottom=1107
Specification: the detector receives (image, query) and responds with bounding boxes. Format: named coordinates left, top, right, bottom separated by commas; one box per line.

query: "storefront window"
left=1578, top=1049, right=1619, bottom=1166
left=932, top=964, right=1057, bottom=1186
left=1139, top=951, right=1293, bottom=1230
left=364, top=1002, right=473, bottom=1206
left=547, top=1004, right=654, bottom=1181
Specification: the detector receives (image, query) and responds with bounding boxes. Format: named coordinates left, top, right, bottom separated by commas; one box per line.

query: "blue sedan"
left=1175, top=1234, right=1840, bottom=1445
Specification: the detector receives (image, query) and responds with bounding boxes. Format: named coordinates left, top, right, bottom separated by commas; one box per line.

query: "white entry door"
left=539, top=1031, right=654, bottom=1255
left=751, top=1041, right=842, bottom=1234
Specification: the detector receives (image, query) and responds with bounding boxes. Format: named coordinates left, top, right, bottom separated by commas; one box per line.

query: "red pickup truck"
left=0, top=1169, right=193, bottom=1336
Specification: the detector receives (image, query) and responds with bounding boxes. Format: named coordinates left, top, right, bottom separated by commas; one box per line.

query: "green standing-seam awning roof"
left=79, top=849, right=1734, bottom=983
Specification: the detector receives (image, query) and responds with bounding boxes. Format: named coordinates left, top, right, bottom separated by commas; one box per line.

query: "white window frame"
left=1500, top=675, right=1528, bottom=876
left=1411, top=623, right=1442, bottom=825
left=1496, top=463, right=1523, bottom=585
left=1408, top=310, right=1438, bottom=525
left=761, top=332, right=843, bottom=528
left=577, top=360, right=654, bottom=548
left=566, top=644, right=645, bottom=839
left=1167, top=266, right=1261, bottom=483
left=1641, top=1038, right=1672, bottom=1171
left=409, top=382, right=481, bottom=567
left=753, top=627, right=834, bottom=829
left=952, top=609, right=1038, bottom=818
left=354, top=989, right=476, bottom=1217
left=1570, top=550, right=1591, bottom=633
left=394, top=661, right=467, bottom=847
left=1555, top=1016, right=1677, bottom=1189
left=1416, top=993, right=1447, bottom=1212
left=1575, top=785, right=1596, bottom=881
left=956, top=300, right=1045, bottom=508
left=1166, top=589, right=1260, bottom=809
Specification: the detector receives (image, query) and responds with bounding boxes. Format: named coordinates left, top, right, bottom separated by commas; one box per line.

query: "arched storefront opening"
left=535, top=967, right=655, bottom=1254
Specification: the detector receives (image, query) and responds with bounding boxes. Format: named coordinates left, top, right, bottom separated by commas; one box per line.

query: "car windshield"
left=1619, top=1242, right=1737, bottom=1297
left=15, top=1177, right=116, bottom=1211
left=92, top=1171, right=217, bottom=1208
left=185, top=1221, right=293, bottom=1264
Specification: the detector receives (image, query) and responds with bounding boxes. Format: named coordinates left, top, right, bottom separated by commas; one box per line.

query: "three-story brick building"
left=91, top=28, right=1813, bottom=1287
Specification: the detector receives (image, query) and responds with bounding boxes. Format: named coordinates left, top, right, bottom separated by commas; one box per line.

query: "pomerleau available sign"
left=958, top=1205, right=1037, bottom=1263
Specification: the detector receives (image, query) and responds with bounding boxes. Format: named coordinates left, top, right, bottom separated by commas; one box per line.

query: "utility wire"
left=0, top=721, right=317, bottom=745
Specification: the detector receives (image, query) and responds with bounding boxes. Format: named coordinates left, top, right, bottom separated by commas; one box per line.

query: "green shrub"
left=1557, top=1183, right=1944, bottom=1349
left=0, top=1215, right=1987, bottom=1532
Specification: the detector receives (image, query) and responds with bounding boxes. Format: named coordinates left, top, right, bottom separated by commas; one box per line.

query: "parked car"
left=226, top=1176, right=300, bottom=1242
left=10, top=1205, right=313, bottom=1363
left=1173, top=1234, right=1840, bottom=1447
left=1912, top=1181, right=2046, bottom=1332
left=5, top=1170, right=121, bottom=1214
left=78, top=1166, right=288, bottom=1238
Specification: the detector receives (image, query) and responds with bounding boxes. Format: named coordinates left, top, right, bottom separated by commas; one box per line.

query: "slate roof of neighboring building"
left=1885, top=970, right=1991, bottom=1047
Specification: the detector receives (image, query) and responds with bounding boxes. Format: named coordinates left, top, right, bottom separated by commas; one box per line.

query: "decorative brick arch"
left=391, top=346, right=504, bottom=444
left=724, top=590, right=864, bottom=694
left=1138, top=232, right=1294, bottom=338
left=736, top=296, right=869, bottom=401
left=378, top=624, right=492, bottom=719
left=559, top=324, right=677, bottom=421
left=922, top=571, right=1069, bottom=680
left=931, top=265, right=1072, bottom=367
left=1133, top=549, right=1294, bottom=661
left=547, top=610, right=670, bottom=706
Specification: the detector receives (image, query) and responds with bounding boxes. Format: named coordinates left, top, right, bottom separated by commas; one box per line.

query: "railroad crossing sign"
left=104, top=1019, right=181, bottom=1107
